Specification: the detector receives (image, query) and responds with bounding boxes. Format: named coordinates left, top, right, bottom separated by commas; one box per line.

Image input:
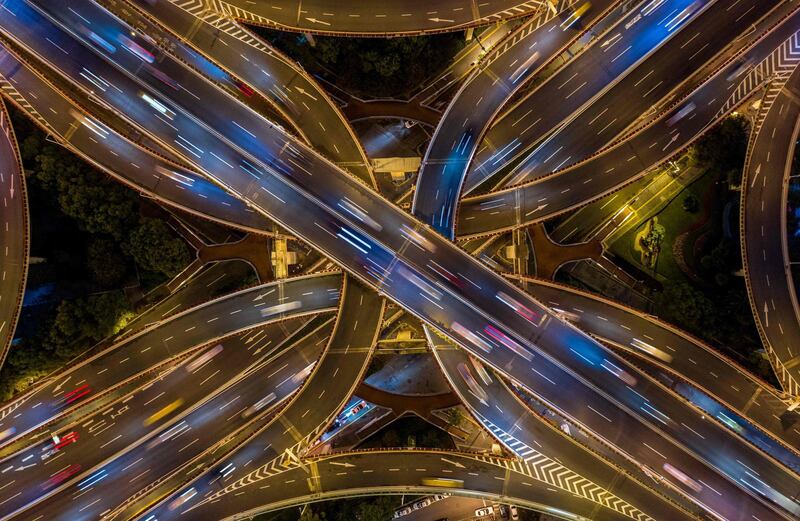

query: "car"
left=55, top=384, right=91, bottom=409
left=451, top=322, right=493, bottom=353
left=630, top=338, right=673, bottom=363
left=666, top=101, right=696, bottom=127
left=663, top=463, right=703, bottom=493
left=41, top=463, right=81, bottom=490
left=260, top=300, right=302, bottom=317
left=233, top=79, right=255, bottom=97
left=475, top=506, right=494, bottom=517
left=338, top=197, right=382, bottom=232
left=0, top=427, right=16, bottom=443
left=510, top=505, right=519, bottom=520
left=496, top=291, right=540, bottom=323
left=144, top=398, right=184, bottom=427
left=41, top=431, right=79, bottom=460
left=483, top=324, right=533, bottom=361
left=394, top=506, right=412, bottom=517
left=421, top=477, right=463, bottom=488
left=348, top=400, right=367, bottom=417
left=168, top=487, right=197, bottom=511
left=185, top=343, right=223, bottom=372
left=726, top=58, right=753, bottom=81
left=457, top=362, right=488, bottom=403
left=117, top=34, right=154, bottom=63
left=242, top=392, right=277, bottom=419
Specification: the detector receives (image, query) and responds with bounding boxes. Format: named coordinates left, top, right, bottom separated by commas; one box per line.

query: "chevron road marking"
left=716, top=31, right=800, bottom=132
left=0, top=77, right=58, bottom=137
left=192, top=410, right=653, bottom=521
left=188, top=0, right=546, bottom=32
left=738, top=29, right=800, bottom=399
left=477, top=415, right=654, bottom=521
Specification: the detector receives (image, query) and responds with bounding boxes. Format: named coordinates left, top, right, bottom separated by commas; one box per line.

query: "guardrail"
left=0, top=97, right=30, bottom=372
left=738, top=71, right=800, bottom=399
left=208, top=0, right=543, bottom=38
left=106, top=0, right=376, bottom=189
left=430, top=337, right=699, bottom=520
left=101, top=313, right=340, bottom=519
left=108, top=279, right=367, bottom=521
left=0, top=41, right=305, bottom=242
left=454, top=3, right=800, bottom=242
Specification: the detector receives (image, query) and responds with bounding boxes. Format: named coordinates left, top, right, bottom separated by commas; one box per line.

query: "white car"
left=475, top=506, right=494, bottom=517
left=393, top=506, right=412, bottom=518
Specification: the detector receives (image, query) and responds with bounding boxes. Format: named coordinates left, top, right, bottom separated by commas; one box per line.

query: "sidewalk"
left=601, top=165, right=703, bottom=245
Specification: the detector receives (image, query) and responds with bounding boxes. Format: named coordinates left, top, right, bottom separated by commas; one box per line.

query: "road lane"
left=0, top=98, right=28, bottom=371
left=431, top=337, right=695, bottom=520
left=113, top=0, right=374, bottom=186
left=0, top=273, right=341, bottom=448
left=214, top=0, right=546, bottom=36
left=0, top=315, right=319, bottom=516
left=128, top=280, right=386, bottom=521
left=414, top=0, right=619, bottom=236
left=516, top=275, right=800, bottom=468
left=11, top=318, right=333, bottom=521
left=742, top=64, right=800, bottom=397
left=457, top=5, right=800, bottom=237
left=2, top=2, right=796, bottom=518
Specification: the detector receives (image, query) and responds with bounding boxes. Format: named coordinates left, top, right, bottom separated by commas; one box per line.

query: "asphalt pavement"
left=741, top=64, right=800, bottom=397
left=457, top=3, right=800, bottom=237
left=0, top=99, right=28, bottom=370
left=1, top=1, right=797, bottom=519
left=216, top=0, right=545, bottom=36
left=0, top=273, right=341, bottom=449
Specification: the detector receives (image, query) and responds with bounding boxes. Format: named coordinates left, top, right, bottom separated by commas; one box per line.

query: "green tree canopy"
left=124, top=218, right=191, bottom=277
left=656, top=282, right=716, bottom=335
left=299, top=507, right=327, bottom=521
left=258, top=30, right=466, bottom=97
left=23, top=136, right=138, bottom=238
left=48, top=291, right=132, bottom=357
left=641, top=222, right=665, bottom=254
left=691, top=115, right=749, bottom=174
left=87, top=238, right=128, bottom=287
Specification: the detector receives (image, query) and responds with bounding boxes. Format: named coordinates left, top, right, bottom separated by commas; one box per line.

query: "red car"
left=233, top=79, right=255, bottom=97
left=41, top=463, right=81, bottom=490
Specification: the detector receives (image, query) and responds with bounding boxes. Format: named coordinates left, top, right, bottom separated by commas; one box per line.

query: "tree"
left=255, top=28, right=466, bottom=98
left=47, top=291, right=132, bottom=358
left=692, top=115, right=749, bottom=173
left=87, top=238, right=128, bottom=287
left=420, top=429, right=444, bottom=448
left=355, top=496, right=398, bottom=521
left=641, top=222, right=665, bottom=255
left=700, top=239, right=737, bottom=286
left=124, top=218, right=191, bottom=277
left=26, top=139, right=138, bottom=238
left=299, top=506, right=326, bottom=521
left=380, top=429, right=401, bottom=448
left=682, top=193, right=699, bottom=213
left=446, top=406, right=464, bottom=426
left=656, top=282, right=717, bottom=337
